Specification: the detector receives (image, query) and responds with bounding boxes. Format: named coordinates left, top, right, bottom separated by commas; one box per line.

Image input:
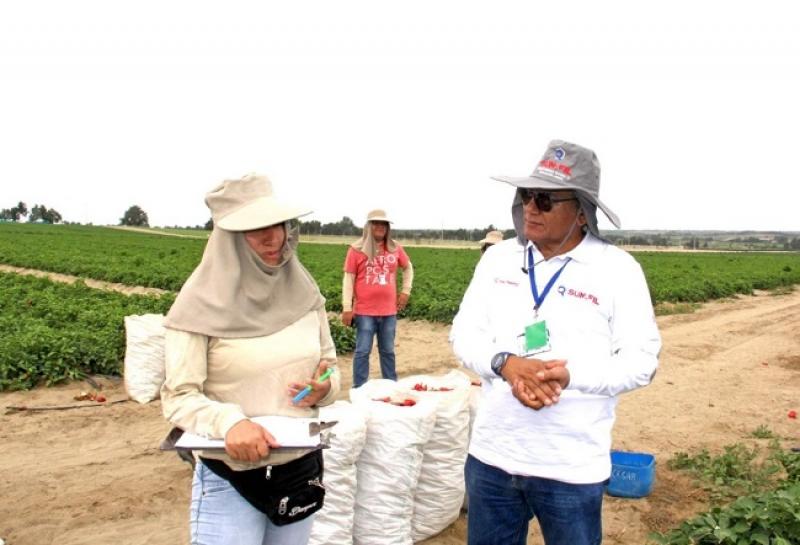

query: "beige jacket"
left=161, top=307, right=340, bottom=469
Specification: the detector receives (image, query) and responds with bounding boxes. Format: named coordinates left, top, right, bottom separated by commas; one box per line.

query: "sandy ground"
left=0, top=264, right=170, bottom=297
left=1, top=289, right=799, bottom=545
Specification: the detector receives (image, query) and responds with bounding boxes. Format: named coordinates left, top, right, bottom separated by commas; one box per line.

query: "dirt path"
left=107, top=226, right=209, bottom=239
left=0, top=264, right=170, bottom=297
left=1, top=290, right=798, bottom=545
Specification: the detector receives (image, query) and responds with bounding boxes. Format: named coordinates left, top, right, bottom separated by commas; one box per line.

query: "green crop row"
left=0, top=224, right=798, bottom=390
left=1, top=224, right=799, bottom=326
left=0, top=272, right=355, bottom=391
left=0, top=272, right=175, bottom=390
left=636, top=252, right=800, bottom=303
left=0, top=223, right=206, bottom=290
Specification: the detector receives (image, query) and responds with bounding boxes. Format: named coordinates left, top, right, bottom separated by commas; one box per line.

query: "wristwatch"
left=490, top=352, right=513, bottom=378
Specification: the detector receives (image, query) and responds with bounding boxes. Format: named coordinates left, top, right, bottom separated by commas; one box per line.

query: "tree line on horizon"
left=3, top=201, right=800, bottom=250
left=0, top=201, right=62, bottom=224
left=0, top=202, right=149, bottom=228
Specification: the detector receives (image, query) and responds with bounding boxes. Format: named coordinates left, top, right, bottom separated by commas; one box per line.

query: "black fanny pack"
left=201, top=449, right=325, bottom=526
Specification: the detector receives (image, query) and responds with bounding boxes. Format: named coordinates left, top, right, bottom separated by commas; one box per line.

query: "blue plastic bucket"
left=606, top=451, right=655, bottom=498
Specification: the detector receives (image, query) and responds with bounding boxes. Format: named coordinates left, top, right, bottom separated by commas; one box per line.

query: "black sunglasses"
left=518, top=189, right=577, bottom=212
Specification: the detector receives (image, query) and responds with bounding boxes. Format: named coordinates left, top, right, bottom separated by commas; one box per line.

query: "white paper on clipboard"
left=174, top=416, right=321, bottom=450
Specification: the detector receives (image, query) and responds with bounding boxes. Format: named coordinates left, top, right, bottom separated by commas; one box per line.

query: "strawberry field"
left=0, top=272, right=175, bottom=390
left=1, top=223, right=799, bottom=390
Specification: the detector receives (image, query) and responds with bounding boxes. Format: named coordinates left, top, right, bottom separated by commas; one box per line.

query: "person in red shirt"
left=341, top=209, right=414, bottom=387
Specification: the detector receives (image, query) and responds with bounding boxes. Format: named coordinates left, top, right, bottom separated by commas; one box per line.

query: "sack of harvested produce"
left=123, top=314, right=165, bottom=404
left=398, top=370, right=471, bottom=541
left=350, top=380, right=437, bottom=545
left=463, top=377, right=483, bottom=510
left=309, top=401, right=368, bottom=545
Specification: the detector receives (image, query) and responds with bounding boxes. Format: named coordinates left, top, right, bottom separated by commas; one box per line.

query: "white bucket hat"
left=366, top=209, right=392, bottom=223
left=206, top=173, right=311, bottom=231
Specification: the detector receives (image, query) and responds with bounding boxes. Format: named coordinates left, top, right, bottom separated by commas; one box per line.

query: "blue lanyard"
left=528, top=246, right=571, bottom=312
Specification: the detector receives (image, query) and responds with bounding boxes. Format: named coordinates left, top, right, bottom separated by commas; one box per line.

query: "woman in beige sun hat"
left=161, top=173, right=340, bottom=545
left=341, top=208, right=414, bottom=388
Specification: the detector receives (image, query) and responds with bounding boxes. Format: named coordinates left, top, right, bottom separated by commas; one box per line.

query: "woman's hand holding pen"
left=288, top=362, right=333, bottom=408
left=225, top=420, right=280, bottom=462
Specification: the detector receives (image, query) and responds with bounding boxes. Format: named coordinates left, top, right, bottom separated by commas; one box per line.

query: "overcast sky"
left=1, top=1, right=798, bottom=232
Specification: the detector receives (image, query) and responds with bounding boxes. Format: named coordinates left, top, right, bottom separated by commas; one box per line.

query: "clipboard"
left=159, top=416, right=338, bottom=451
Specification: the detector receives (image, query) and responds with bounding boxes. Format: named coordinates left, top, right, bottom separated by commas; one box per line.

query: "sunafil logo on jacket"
left=557, top=285, right=599, bottom=305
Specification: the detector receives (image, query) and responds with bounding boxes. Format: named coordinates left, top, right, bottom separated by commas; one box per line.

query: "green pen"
left=292, top=367, right=334, bottom=404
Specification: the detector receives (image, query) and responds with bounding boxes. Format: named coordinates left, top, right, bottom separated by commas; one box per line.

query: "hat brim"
left=217, top=196, right=312, bottom=231
left=368, top=217, right=392, bottom=223
left=492, top=175, right=621, bottom=229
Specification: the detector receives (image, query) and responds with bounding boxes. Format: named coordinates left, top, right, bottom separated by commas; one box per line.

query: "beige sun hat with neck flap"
left=208, top=173, right=312, bottom=231
left=352, top=208, right=396, bottom=261
left=164, top=173, right=324, bottom=338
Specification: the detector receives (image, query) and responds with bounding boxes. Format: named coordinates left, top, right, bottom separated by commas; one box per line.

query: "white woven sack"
left=463, top=379, right=483, bottom=510
left=123, top=314, right=166, bottom=404
left=309, top=401, right=368, bottom=545
left=398, top=370, right=471, bottom=542
left=350, top=380, right=437, bottom=545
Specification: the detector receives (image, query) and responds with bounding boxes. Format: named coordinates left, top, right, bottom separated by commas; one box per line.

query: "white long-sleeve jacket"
left=450, top=234, right=661, bottom=483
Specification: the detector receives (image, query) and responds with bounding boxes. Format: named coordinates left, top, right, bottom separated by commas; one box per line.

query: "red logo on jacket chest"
left=557, top=285, right=599, bottom=305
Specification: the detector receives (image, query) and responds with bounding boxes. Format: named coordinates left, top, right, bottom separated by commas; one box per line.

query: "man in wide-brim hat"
left=450, top=140, right=662, bottom=545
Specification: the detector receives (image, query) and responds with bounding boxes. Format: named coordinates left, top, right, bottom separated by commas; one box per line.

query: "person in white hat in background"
left=450, top=141, right=661, bottom=545
left=161, top=173, right=340, bottom=545
left=341, top=209, right=414, bottom=388
left=479, top=229, right=505, bottom=255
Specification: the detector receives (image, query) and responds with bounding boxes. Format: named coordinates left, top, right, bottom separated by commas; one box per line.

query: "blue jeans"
left=464, top=455, right=605, bottom=545
left=352, top=314, right=397, bottom=388
left=190, top=461, right=315, bottom=545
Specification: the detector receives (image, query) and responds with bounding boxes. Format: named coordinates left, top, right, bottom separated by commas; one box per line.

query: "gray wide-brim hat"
left=206, top=173, right=312, bottom=231
left=492, top=140, right=621, bottom=239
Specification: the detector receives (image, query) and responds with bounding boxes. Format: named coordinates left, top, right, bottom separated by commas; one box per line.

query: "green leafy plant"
left=667, top=444, right=782, bottom=503
left=0, top=272, right=174, bottom=390
left=750, top=425, right=777, bottom=439
left=328, top=317, right=356, bottom=354
left=768, top=443, right=800, bottom=483
left=649, top=483, right=800, bottom=544
left=654, top=444, right=800, bottom=544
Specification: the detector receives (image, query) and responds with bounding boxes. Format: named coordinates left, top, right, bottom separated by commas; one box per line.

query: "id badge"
left=517, top=320, right=551, bottom=356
